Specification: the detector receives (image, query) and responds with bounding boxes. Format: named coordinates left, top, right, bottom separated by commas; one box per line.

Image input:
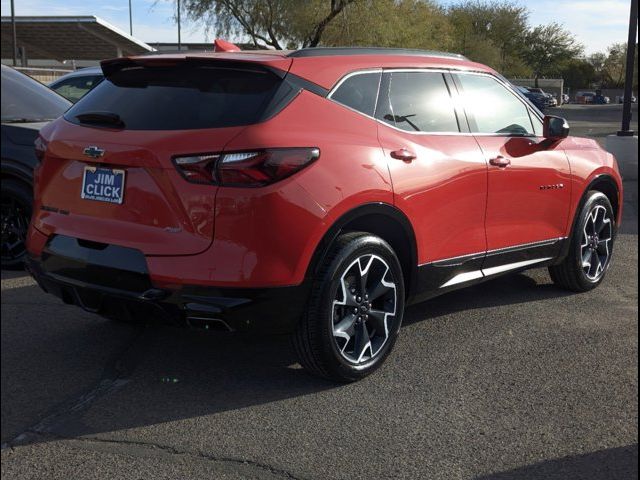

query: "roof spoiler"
left=100, top=55, right=289, bottom=79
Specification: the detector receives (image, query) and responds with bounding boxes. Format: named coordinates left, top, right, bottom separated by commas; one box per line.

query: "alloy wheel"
left=332, top=254, right=397, bottom=364
left=580, top=205, right=613, bottom=281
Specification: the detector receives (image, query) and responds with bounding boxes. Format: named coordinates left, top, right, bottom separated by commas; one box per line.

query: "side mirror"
left=543, top=115, right=570, bottom=140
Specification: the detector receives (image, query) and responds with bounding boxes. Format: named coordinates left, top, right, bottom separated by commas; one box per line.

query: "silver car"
left=48, top=66, right=103, bottom=103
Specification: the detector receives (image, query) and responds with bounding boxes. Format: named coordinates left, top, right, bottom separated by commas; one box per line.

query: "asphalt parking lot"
left=1, top=104, right=637, bottom=480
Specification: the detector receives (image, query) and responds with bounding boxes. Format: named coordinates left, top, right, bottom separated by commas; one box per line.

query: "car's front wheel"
left=294, top=232, right=405, bottom=382
left=549, top=191, right=615, bottom=292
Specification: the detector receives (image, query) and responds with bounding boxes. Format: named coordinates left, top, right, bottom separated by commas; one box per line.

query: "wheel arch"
left=305, top=203, right=418, bottom=297
left=558, top=174, right=620, bottom=261
left=1, top=160, right=34, bottom=188
left=588, top=174, right=620, bottom=223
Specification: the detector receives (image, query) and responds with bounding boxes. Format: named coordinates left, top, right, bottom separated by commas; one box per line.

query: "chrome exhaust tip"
left=186, top=316, right=233, bottom=332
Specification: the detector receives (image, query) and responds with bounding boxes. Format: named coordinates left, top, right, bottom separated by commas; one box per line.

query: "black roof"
left=288, top=47, right=467, bottom=60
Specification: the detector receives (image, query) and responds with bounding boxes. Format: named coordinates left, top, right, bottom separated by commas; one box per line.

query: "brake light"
left=34, top=136, right=48, bottom=161
left=173, top=154, right=219, bottom=184
left=173, top=148, right=320, bottom=187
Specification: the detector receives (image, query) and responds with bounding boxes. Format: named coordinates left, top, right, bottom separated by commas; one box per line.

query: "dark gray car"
left=1, top=65, right=71, bottom=267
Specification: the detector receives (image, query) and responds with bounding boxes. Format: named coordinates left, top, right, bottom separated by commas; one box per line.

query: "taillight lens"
left=173, top=154, right=220, bottom=184
left=34, top=136, right=48, bottom=161
left=173, top=148, right=320, bottom=187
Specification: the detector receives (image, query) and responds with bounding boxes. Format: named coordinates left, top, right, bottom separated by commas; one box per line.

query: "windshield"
left=1, top=65, right=71, bottom=122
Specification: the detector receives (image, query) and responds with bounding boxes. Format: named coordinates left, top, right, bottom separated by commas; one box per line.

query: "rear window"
left=65, top=65, right=283, bottom=130
left=1, top=65, right=71, bottom=122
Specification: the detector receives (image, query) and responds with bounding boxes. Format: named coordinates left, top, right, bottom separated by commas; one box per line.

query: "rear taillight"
left=173, top=148, right=320, bottom=187
left=34, top=136, right=48, bottom=161
left=173, top=154, right=220, bottom=185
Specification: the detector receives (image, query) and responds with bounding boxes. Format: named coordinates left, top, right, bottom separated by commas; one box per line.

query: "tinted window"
left=52, top=75, right=103, bottom=103
left=65, top=65, right=282, bottom=130
left=377, top=71, right=459, bottom=133
left=330, top=72, right=381, bottom=117
left=1, top=65, right=70, bottom=122
left=456, top=74, right=534, bottom=135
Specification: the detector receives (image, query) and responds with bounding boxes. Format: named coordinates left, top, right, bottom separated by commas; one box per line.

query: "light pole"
left=129, top=0, right=133, bottom=35
left=10, top=0, right=17, bottom=66
left=177, top=0, right=182, bottom=51
left=619, top=0, right=638, bottom=136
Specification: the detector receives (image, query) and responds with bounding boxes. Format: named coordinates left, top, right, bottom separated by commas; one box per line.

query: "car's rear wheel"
left=1, top=179, right=32, bottom=269
left=549, top=191, right=615, bottom=292
left=293, top=232, right=405, bottom=382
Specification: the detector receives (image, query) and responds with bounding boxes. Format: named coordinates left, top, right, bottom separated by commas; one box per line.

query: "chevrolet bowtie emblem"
left=83, top=146, right=105, bottom=158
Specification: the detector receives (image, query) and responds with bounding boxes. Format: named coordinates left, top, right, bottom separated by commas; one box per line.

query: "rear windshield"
left=1, top=65, right=71, bottom=122
left=65, top=64, right=283, bottom=130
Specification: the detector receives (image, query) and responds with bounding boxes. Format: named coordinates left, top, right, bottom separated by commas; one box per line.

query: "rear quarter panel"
left=148, top=90, right=394, bottom=288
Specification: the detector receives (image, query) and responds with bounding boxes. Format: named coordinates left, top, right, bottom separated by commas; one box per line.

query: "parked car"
left=593, top=94, right=610, bottom=104
left=1, top=65, right=71, bottom=268
left=49, top=66, right=103, bottom=103
left=27, top=47, right=623, bottom=381
left=515, top=86, right=546, bottom=111
left=619, top=94, right=637, bottom=103
left=526, top=87, right=557, bottom=107
left=576, top=91, right=596, bottom=104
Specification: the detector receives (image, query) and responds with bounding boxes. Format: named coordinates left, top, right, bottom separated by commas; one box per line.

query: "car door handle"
left=489, top=156, right=511, bottom=168
left=390, top=148, right=416, bottom=162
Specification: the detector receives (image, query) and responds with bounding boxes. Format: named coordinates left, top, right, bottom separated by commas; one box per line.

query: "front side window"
left=377, top=71, right=459, bottom=133
left=330, top=71, right=381, bottom=117
left=456, top=74, right=534, bottom=135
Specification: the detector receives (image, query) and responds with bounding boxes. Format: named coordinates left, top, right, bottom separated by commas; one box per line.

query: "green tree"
left=447, top=1, right=530, bottom=76
left=521, top=23, right=583, bottom=86
left=602, top=42, right=628, bottom=88
left=558, top=58, right=597, bottom=91
left=182, top=0, right=358, bottom=49
left=321, top=0, right=451, bottom=50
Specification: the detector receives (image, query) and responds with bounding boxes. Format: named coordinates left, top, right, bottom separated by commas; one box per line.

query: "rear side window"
left=377, top=71, right=459, bottom=133
left=455, top=74, right=534, bottom=135
left=65, top=65, right=283, bottom=130
left=330, top=72, right=381, bottom=117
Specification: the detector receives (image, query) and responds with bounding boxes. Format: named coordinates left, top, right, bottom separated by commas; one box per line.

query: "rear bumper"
left=25, top=235, right=309, bottom=334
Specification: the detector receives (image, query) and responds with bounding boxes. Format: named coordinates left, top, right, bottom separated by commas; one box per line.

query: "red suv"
left=27, top=48, right=622, bottom=381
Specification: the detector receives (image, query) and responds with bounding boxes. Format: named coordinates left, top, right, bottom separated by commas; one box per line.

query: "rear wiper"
left=75, top=111, right=125, bottom=128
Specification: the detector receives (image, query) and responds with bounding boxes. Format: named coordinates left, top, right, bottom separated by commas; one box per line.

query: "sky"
left=0, top=0, right=635, bottom=55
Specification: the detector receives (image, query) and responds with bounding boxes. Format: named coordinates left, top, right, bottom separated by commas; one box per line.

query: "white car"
left=619, top=94, right=638, bottom=104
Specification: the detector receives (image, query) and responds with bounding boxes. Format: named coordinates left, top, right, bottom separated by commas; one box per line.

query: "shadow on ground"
left=1, top=263, right=584, bottom=446
left=476, top=444, right=638, bottom=480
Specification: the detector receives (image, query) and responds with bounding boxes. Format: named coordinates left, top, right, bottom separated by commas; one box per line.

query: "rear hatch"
left=34, top=56, right=292, bottom=255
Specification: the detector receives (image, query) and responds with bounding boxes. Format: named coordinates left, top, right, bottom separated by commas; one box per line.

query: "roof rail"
left=288, top=47, right=468, bottom=60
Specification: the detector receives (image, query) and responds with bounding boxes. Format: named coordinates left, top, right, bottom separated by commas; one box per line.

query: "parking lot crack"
left=13, top=433, right=309, bottom=480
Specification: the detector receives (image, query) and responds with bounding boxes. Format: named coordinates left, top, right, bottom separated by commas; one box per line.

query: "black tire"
left=549, top=191, right=615, bottom=292
left=1, top=179, right=32, bottom=269
left=293, top=232, right=405, bottom=382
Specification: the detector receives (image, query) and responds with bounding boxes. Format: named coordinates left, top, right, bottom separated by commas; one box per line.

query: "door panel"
left=475, top=136, right=572, bottom=251
left=452, top=72, right=572, bottom=254
left=376, top=71, right=488, bottom=265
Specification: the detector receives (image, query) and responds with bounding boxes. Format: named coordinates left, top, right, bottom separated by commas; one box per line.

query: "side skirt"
left=408, top=238, right=567, bottom=305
